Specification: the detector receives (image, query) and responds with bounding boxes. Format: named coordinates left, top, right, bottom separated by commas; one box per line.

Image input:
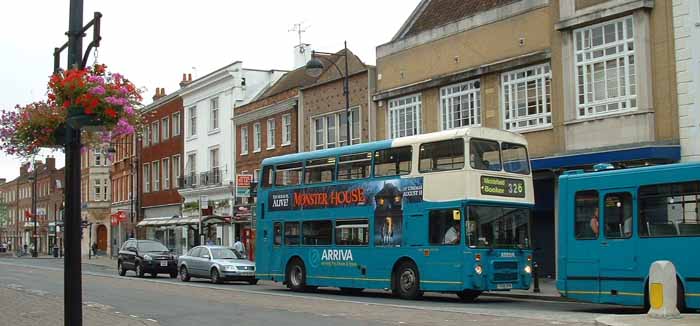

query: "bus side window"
left=302, top=220, right=332, bottom=245
left=639, top=181, right=700, bottom=237
left=335, top=220, right=369, bottom=246
left=428, top=209, right=461, bottom=245
left=604, top=193, right=633, bottom=239
left=470, top=139, right=501, bottom=171
left=575, top=190, right=599, bottom=239
left=261, top=166, right=273, bottom=188
left=419, top=139, right=465, bottom=173
left=374, top=146, right=412, bottom=177
left=273, top=222, right=282, bottom=246
left=285, top=222, right=300, bottom=246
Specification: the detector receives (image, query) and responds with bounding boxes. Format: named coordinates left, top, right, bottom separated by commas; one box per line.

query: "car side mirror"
left=202, top=254, right=210, bottom=260
left=127, top=247, right=137, bottom=252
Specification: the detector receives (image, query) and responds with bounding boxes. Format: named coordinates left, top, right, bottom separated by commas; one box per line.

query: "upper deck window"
left=419, top=139, right=465, bottom=173
left=374, top=146, right=412, bottom=177
left=304, top=158, right=336, bottom=184
left=261, top=166, right=273, bottom=188
left=470, top=139, right=501, bottom=171
left=337, top=152, right=372, bottom=180
left=275, top=162, right=302, bottom=187
left=501, top=142, right=530, bottom=175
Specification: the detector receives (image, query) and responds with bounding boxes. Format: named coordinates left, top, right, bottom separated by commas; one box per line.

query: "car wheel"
left=179, top=266, right=190, bottom=282
left=136, top=263, right=145, bottom=278
left=118, top=261, right=126, bottom=276
left=286, top=259, right=308, bottom=292
left=456, top=290, right=481, bottom=302
left=211, top=268, right=222, bottom=284
left=393, top=261, right=422, bottom=300
left=248, top=278, right=258, bottom=285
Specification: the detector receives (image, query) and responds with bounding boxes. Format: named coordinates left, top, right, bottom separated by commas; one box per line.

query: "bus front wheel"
left=287, top=259, right=308, bottom=292
left=393, top=261, right=422, bottom=300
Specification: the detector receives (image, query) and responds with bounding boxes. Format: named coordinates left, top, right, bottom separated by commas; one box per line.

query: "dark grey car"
left=177, top=246, right=257, bottom=284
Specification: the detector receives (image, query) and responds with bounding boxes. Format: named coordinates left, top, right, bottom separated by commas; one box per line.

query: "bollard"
left=648, top=260, right=681, bottom=319
left=532, top=262, right=540, bottom=293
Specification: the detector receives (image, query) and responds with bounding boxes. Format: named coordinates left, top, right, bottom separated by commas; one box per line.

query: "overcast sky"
left=0, top=0, right=420, bottom=180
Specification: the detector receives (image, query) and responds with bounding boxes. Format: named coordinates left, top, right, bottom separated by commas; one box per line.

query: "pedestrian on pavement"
left=92, top=242, right=98, bottom=256
left=23, top=244, right=28, bottom=256
left=233, top=237, right=244, bottom=255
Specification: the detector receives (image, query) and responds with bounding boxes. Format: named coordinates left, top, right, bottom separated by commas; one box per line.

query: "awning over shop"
left=136, top=215, right=232, bottom=227
left=531, top=145, right=680, bottom=171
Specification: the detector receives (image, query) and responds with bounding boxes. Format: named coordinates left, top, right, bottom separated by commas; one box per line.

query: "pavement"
left=595, top=314, right=700, bottom=326
left=0, top=284, right=158, bottom=325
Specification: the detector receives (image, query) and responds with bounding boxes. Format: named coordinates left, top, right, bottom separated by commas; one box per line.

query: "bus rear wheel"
left=457, top=290, right=482, bottom=302
left=393, top=261, right=422, bottom=300
left=287, top=259, right=308, bottom=292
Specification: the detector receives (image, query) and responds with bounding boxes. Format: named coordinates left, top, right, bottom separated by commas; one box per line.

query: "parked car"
left=117, top=239, right=178, bottom=278
left=178, top=245, right=257, bottom=284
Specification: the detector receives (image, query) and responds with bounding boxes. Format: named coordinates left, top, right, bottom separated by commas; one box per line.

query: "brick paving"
left=0, top=285, right=158, bottom=325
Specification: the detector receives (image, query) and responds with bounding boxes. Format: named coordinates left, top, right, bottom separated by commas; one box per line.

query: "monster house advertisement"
left=268, top=178, right=424, bottom=247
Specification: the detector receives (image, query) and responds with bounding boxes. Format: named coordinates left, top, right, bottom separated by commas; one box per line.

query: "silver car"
left=177, top=245, right=257, bottom=284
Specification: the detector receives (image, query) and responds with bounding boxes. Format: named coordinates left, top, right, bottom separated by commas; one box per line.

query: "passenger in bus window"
left=443, top=220, right=460, bottom=244
left=590, top=207, right=600, bottom=237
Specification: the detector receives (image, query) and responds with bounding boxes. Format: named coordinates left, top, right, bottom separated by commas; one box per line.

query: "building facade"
left=300, top=49, right=377, bottom=151
left=374, top=0, right=680, bottom=277
left=110, top=132, right=138, bottom=256
left=179, top=64, right=285, bottom=248
left=137, top=87, right=187, bottom=254
left=81, top=146, right=111, bottom=256
left=673, top=0, right=700, bottom=161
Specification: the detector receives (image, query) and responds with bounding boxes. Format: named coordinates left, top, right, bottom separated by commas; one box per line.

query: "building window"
left=440, top=80, right=481, bottom=130
left=143, top=163, right=151, bottom=193
left=173, top=112, right=181, bottom=136
left=188, top=106, right=197, bottom=136
left=253, top=122, right=261, bottom=152
left=267, top=118, right=276, bottom=150
left=210, top=97, right=219, bottom=131
left=312, top=108, right=360, bottom=150
left=94, top=179, right=102, bottom=201
left=240, top=126, right=249, bottom=155
left=152, top=161, right=160, bottom=192
left=172, top=155, right=181, bottom=189
left=388, top=94, right=421, bottom=138
left=94, top=149, right=103, bottom=166
left=162, top=158, right=170, bottom=190
left=151, top=121, right=160, bottom=144
left=162, top=117, right=170, bottom=140
left=186, top=153, right=196, bottom=186
left=143, top=125, right=150, bottom=147
left=209, top=147, right=219, bottom=172
left=574, top=16, right=636, bottom=118
left=103, top=178, right=108, bottom=201
left=502, top=63, right=552, bottom=131
left=282, top=113, right=292, bottom=145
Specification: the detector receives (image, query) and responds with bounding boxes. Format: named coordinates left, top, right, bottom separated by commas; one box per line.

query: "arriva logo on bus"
left=322, top=249, right=354, bottom=261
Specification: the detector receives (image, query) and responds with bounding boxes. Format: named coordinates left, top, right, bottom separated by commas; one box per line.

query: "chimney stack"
left=179, top=73, right=193, bottom=88
left=152, top=87, right=167, bottom=101
left=46, top=157, right=56, bottom=170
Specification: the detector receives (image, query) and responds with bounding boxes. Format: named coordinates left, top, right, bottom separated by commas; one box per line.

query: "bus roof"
left=559, top=161, right=700, bottom=185
left=261, top=127, right=527, bottom=167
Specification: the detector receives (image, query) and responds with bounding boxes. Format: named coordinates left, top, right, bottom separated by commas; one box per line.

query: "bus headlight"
left=474, top=265, right=483, bottom=275
left=524, top=265, right=532, bottom=274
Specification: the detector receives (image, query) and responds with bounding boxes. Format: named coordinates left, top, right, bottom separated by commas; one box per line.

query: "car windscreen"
left=138, top=241, right=168, bottom=252
left=210, top=248, right=242, bottom=259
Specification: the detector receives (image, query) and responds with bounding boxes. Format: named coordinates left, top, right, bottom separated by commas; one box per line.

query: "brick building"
left=109, top=132, right=138, bottom=256
left=234, top=65, right=321, bottom=240
left=373, top=0, right=681, bottom=276
left=300, top=49, right=377, bottom=151
left=136, top=87, right=187, bottom=254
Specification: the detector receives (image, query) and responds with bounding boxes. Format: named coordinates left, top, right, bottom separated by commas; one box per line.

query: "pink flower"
left=89, top=86, right=105, bottom=95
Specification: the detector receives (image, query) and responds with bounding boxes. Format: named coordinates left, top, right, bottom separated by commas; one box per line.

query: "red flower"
left=85, top=107, right=93, bottom=115
left=105, top=107, right=116, bottom=118
left=63, top=101, right=71, bottom=109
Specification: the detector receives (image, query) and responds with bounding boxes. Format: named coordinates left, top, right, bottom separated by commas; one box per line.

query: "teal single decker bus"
left=557, top=162, right=700, bottom=310
left=255, top=127, right=535, bottom=300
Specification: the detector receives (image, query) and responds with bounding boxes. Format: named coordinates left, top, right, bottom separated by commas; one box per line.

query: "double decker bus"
left=255, top=127, right=534, bottom=300
left=557, top=162, right=700, bottom=310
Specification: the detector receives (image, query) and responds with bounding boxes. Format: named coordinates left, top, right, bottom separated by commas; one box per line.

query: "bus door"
left=270, top=221, right=285, bottom=277
left=599, top=190, right=637, bottom=293
left=424, top=207, right=464, bottom=290
left=568, top=190, right=601, bottom=301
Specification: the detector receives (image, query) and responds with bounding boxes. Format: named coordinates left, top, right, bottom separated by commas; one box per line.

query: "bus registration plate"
left=497, top=283, right=513, bottom=290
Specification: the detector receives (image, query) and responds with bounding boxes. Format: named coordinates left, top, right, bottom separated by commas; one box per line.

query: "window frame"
left=639, top=181, right=700, bottom=238
left=267, top=118, right=276, bottom=150
left=469, top=138, right=502, bottom=172
left=188, top=106, right=197, bottom=137
left=151, top=121, right=160, bottom=145
left=388, top=94, right=421, bottom=138
left=574, top=190, right=600, bottom=240
left=152, top=160, right=160, bottom=192
left=428, top=208, right=462, bottom=246
left=143, top=162, right=151, bottom=193
left=284, top=222, right=300, bottom=246
left=304, top=158, right=336, bottom=185
left=418, top=138, right=465, bottom=173
left=172, top=112, right=181, bottom=136
left=440, top=79, right=481, bottom=130
left=337, top=152, right=372, bottom=181
left=209, top=97, right=219, bottom=131
left=282, top=113, right=292, bottom=146
left=335, top=219, right=369, bottom=246
left=501, top=63, right=552, bottom=131
left=253, top=122, right=261, bottom=153
left=501, top=142, right=531, bottom=175
left=161, top=116, right=170, bottom=140
left=240, top=126, right=249, bottom=155
left=274, top=162, right=303, bottom=187
left=162, top=158, right=170, bottom=190
left=603, top=192, right=633, bottom=239
left=302, top=220, right=333, bottom=246
left=373, top=146, right=413, bottom=178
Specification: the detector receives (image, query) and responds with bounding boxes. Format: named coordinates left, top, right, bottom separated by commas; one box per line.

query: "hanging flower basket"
left=0, top=64, right=142, bottom=157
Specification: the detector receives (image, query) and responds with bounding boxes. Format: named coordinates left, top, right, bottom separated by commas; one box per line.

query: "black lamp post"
left=52, top=2, right=102, bottom=325
left=305, top=41, right=353, bottom=146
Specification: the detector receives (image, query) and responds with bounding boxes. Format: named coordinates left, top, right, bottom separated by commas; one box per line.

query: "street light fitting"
left=305, top=56, right=325, bottom=78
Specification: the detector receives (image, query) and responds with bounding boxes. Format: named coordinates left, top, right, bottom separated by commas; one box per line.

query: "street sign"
left=236, top=174, right=254, bottom=198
